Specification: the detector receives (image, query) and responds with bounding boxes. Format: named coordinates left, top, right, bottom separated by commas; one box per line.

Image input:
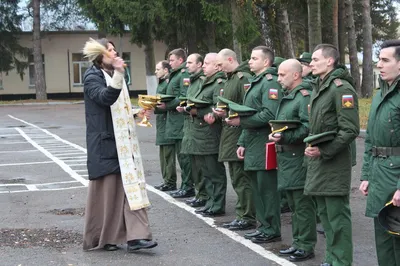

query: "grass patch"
left=130, top=97, right=138, bottom=106
left=359, top=97, right=372, bottom=130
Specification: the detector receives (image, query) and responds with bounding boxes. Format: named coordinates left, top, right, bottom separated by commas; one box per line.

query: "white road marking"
left=5, top=115, right=294, bottom=266
left=0, top=150, right=39, bottom=154
left=15, top=128, right=88, bottom=186
left=26, top=185, right=38, bottom=191
left=0, top=142, right=28, bottom=144
left=146, top=185, right=296, bottom=266
left=0, top=134, right=21, bottom=137
left=0, top=186, right=86, bottom=194
left=0, top=161, right=53, bottom=167
left=0, top=180, right=79, bottom=187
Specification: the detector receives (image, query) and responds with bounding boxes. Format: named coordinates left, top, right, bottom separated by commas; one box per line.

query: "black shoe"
left=185, top=197, right=197, bottom=204
left=158, top=184, right=177, bottom=192
left=251, top=233, right=281, bottom=244
left=222, top=219, right=240, bottom=228
left=188, top=199, right=206, bottom=207
left=244, top=230, right=262, bottom=239
left=202, top=210, right=225, bottom=217
left=280, top=205, right=291, bottom=214
left=103, top=244, right=119, bottom=251
left=228, top=220, right=255, bottom=231
left=170, top=189, right=195, bottom=198
left=279, top=246, right=297, bottom=256
left=195, top=207, right=209, bottom=214
left=288, top=249, right=315, bottom=262
left=127, top=239, right=158, bottom=252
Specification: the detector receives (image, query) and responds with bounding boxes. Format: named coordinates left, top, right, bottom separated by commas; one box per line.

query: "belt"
left=372, top=146, right=400, bottom=157
left=222, top=123, right=239, bottom=128
left=275, top=144, right=305, bottom=153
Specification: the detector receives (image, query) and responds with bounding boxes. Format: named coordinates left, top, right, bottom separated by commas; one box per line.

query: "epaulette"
left=266, top=73, right=273, bottom=80
left=166, top=79, right=169, bottom=84
left=333, top=78, right=343, bottom=87
left=237, top=72, right=244, bottom=79
left=200, top=76, right=206, bottom=80
left=181, top=68, right=186, bottom=73
left=299, top=89, right=310, bottom=96
left=217, top=78, right=223, bottom=84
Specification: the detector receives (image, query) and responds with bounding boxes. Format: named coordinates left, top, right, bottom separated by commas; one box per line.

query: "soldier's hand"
left=212, top=108, right=227, bottom=118
left=269, top=133, right=281, bottom=142
left=189, top=107, right=197, bottom=116
left=225, top=117, right=240, bottom=126
left=176, top=106, right=185, bottom=113
left=204, top=113, right=215, bottom=125
left=392, top=190, right=400, bottom=206
left=237, top=146, right=245, bottom=160
left=305, top=146, right=321, bottom=157
left=157, top=102, right=166, bottom=110
left=359, top=181, right=369, bottom=196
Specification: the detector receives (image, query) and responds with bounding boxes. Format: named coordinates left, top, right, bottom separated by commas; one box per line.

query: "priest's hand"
left=138, top=109, right=152, bottom=120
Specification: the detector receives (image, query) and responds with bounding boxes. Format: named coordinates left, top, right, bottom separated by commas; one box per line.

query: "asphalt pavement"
left=0, top=104, right=374, bottom=266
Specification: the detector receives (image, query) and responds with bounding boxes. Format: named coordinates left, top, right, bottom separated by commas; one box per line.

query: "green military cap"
left=297, top=52, right=312, bottom=64
left=303, top=131, right=336, bottom=146
left=216, top=96, right=236, bottom=111
left=269, top=120, right=302, bottom=134
left=378, top=201, right=400, bottom=236
left=157, top=94, right=176, bottom=102
left=273, top=57, right=286, bottom=68
left=187, top=97, right=212, bottom=108
left=228, top=103, right=257, bottom=117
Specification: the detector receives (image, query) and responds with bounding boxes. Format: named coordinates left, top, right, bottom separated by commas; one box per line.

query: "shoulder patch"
left=244, top=84, right=251, bottom=91
left=181, top=68, right=186, bottom=73
left=266, top=73, right=273, bottom=80
left=299, top=89, right=309, bottom=96
left=342, top=94, right=354, bottom=109
left=237, top=72, right=244, bottom=79
left=334, top=78, right=343, bottom=87
left=217, top=78, right=223, bottom=84
left=183, top=78, right=190, bottom=86
left=200, top=76, right=206, bottom=80
left=268, top=88, right=279, bottom=100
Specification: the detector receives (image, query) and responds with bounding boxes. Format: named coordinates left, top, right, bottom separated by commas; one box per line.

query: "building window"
left=72, top=53, right=91, bottom=86
left=29, top=54, right=45, bottom=88
left=122, top=52, right=131, bottom=86
left=0, top=73, right=3, bottom=90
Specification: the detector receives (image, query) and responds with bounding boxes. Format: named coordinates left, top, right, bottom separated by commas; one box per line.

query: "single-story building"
left=0, top=31, right=167, bottom=100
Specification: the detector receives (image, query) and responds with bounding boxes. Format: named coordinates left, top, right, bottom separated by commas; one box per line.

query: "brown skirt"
left=83, top=174, right=152, bottom=250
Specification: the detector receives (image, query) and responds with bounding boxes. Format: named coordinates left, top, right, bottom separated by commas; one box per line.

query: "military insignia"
left=334, top=78, right=343, bottom=87
left=166, top=79, right=169, bottom=84
left=217, top=78, right=223, bottom=84
left=183, top=78, right=190, bottom=86
left=219, top=88, right=224, bottom=96
left=342, top=94, right=354, bottom=108
left=266, top=73, right=273, bottom=80
left=269, top=88, right=278, bottom=100
left=299, top=89, right=309, bottom=96
left=181, top=69, right=186, bottom=73
left=244, top=84, right=251, bottom=91
left=237, top=72, right=244, bottom=79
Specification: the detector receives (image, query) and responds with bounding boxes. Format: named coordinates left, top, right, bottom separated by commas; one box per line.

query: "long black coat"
left=83, top=65, right=122, bottom=180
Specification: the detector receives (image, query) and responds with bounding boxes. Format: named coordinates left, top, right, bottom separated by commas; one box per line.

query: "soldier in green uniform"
left=184, top=53, right=227, bottom=216
left=208, top=48, right=256, bottom=230
left=269, top=59, right=316, bottom=262
left=157, top=48, right=193, bottom=198
left=304, top=44, right=359, bottom=266
left=179, top=54, right=208, bottom=203
left=297, top=52, right=314, bottom=82
left=360, top=40, right=400, bottom=266
left=154, top=61, right=177, bottom=191
left=226, top=46, right=283, bottom=243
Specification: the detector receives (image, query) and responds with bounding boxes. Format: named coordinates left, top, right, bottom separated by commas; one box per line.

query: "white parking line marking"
left=26, top=185, right=38, bottom=191
left=15, top=128, right=88, bottom=186
left=0, top=161, right=53, bottom=167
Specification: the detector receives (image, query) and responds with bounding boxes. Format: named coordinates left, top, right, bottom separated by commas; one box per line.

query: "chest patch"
left=269, top=88, right=278, bottom=100
left=244, top=84, right=251, bottom=91
left=183, top=78, right=190, bottom=86
left=342, top=94, right=354, bottom=108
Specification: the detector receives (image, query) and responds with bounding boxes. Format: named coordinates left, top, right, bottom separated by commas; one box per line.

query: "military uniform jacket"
left=304, top=66, right=360, bottom=196
left=182, top=71, right=226, bottom=155
left=154, top=77, right=175, bottom=146
left=238, top=67, right=283, bottom=171
left=275, top=83, right=311, bottom=190
left=165, top=63, right=190, bottom=139
left=219, top=61, right=253, bottom=162
left=181, top=71, right=205, bottom=151
left=361, top=76, right=400, bottom=217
